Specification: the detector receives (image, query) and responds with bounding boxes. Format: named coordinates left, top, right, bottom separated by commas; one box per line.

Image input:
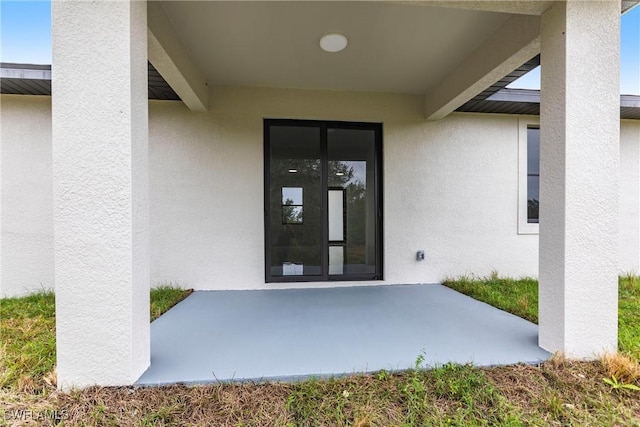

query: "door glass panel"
left=327, top=128, right=377, bottom=276
left=269, top=126, right=322, bottom=277
left=328, top=189, right=344, bottom=241
left=329, top=246, right=344, bottom=275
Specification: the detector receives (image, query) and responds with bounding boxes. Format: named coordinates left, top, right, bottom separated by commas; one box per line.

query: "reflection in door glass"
left=282, top=187, right=303, bottom=205
left=328, top=128, right=377, bottom=276
left=282, top=187, right=303, bottom=224
left=269, top=126, right=322, bottom=276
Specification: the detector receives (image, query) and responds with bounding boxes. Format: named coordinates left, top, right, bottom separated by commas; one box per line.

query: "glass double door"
left=265, top=119, right=382, bottom=282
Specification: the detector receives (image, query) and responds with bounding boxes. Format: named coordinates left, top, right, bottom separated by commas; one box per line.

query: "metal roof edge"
left=0, top=62, right=180, bottom=101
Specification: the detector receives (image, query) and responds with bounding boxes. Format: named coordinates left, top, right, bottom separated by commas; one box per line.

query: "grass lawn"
left=0, top=286, right=192, bottom=391
left=443, top=274, right=640, bottom=360
left=1, top=279, right=639, bottom=426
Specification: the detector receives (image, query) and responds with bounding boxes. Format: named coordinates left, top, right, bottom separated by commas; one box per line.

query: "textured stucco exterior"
left=1, top=96, right=54, bottom=296
left=2, top=86, right=639, bottom=297
left=538, top=0, right=620, bottom=357
left=50, top=0, right=149, bottom=389
left=620, top=120, right=640, bottom=273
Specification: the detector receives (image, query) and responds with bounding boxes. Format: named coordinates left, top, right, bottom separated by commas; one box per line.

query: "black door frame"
left=264, top=118, right=383, bottom=283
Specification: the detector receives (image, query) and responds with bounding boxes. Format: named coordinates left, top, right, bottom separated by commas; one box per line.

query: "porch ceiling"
left=159, top=1, right=513, bottom=94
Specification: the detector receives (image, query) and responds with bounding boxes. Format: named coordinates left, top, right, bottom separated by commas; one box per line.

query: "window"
left=526, top=127, right=540, bottom=223
left=518, top=118, right=540, bottom=234
left=282, top=187, right=303, bottom=224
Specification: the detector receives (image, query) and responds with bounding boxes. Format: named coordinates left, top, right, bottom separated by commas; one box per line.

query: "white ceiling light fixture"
left=320, top=33, right=348, bottom=53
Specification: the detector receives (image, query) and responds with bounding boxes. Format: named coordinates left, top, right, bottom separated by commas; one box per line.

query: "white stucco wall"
left=620, top=120, right=640, bottom=274
left=147, top=87, right=538, bottom=290
left=1, top=87, right=639, bottom=296
left=1, top=95, right=54, bottom=296
left=149, top=86, right=640, bottom=290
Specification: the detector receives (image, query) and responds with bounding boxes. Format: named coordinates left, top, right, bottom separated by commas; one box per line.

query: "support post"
left=539, top=0, right=620, bottom=358
left=52, top=0, right=150, bottom=388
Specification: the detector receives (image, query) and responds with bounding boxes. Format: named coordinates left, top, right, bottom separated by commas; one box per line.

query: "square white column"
left=52, top=0, right=149, bottom=388
left=539, top=1, right=620, bottom=358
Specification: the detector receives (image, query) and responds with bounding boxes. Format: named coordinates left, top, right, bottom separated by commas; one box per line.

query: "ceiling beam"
left=423, top=13, right=540, bottom=120
left=397, top=1, right=554, bottom=15
left=147, top=2, right=208, bottom=111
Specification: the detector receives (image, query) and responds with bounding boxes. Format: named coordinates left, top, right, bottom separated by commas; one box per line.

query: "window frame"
left=518, top=117, right=540, bottom=235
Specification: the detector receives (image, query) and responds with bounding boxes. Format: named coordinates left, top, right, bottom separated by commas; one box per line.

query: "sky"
left=0, top=1, right=638, bottom=95
left=508, top=6, right=640, bottom=95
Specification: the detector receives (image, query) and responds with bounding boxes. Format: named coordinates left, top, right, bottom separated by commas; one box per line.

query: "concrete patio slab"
left=136, top=284, right=550, bottom=385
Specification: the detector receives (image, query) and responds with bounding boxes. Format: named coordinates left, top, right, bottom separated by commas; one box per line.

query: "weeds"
left=400, top=353, right=428, bottom=425
left=601, top=352, right=640, bottom=384
left=603, top=375, right=640, bottom=392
